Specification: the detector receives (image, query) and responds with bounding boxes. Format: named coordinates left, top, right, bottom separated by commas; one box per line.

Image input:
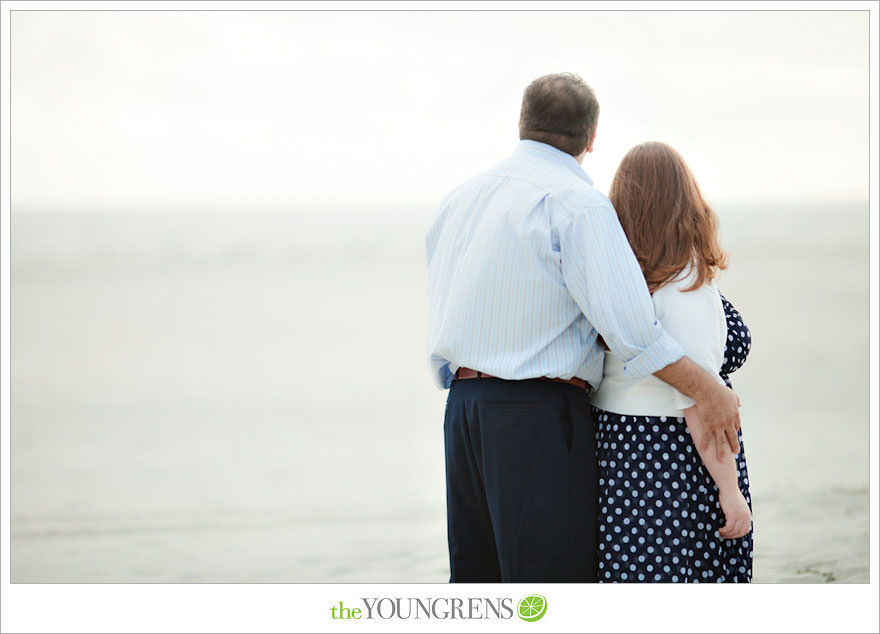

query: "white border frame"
left=1, top=2, right=877, bottom=633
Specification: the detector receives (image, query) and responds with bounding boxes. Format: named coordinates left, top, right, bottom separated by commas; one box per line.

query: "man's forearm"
left=653, top=355, right=718, bottom=402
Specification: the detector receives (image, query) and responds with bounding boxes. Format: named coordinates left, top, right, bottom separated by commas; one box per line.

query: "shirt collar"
left=515, top=139, right=594, bottom=185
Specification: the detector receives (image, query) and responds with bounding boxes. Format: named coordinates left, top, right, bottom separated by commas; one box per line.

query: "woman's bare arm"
left=683, top=405, right=751, bottom=539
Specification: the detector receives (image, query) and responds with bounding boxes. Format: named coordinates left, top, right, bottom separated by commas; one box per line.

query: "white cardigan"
left=591, top=267, right=727, bottom=417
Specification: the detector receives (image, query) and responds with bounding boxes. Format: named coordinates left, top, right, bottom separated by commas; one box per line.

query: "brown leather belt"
left=454, top=366, right=589, bottom=391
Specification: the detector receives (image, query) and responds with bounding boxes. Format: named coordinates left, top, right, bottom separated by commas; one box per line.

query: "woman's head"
left=609, top=142, right=727, bottom=293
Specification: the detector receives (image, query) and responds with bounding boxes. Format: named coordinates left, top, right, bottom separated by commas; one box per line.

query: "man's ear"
left=586, top=129, right=597, bottom=153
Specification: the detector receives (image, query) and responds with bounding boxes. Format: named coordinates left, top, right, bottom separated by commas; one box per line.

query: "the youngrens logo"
left=517, top=595, right=547, bottom=622
left=329, top=595, right=547, bottom=622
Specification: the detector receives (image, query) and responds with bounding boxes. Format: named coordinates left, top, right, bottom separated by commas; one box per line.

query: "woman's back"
left=593, top=267, right=728, bottom=417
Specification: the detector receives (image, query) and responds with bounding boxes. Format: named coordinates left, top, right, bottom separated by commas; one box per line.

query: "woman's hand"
left=718, top=489, right=752, bottom=540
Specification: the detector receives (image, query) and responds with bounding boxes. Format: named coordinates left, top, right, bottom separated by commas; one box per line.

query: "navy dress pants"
left=444, top=377, right=599, bottom=583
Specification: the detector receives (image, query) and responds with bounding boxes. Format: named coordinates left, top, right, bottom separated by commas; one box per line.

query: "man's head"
left=518, top=73, right=600, bottom=160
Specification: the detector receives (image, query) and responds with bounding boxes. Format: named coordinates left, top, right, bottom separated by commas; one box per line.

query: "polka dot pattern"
left=594, top=294, right=753, bottom=583
left=719, top=294, right=750, bottom=389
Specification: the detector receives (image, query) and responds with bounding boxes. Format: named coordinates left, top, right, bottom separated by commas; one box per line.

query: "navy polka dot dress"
left=594, top=295, right=753, bottom=583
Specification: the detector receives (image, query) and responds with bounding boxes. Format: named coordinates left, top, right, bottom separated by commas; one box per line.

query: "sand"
left=9, top=206, right=870, bottom=583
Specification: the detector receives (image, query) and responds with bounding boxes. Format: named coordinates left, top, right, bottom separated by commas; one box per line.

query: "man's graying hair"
left=519, top=73, right=599, bottom=157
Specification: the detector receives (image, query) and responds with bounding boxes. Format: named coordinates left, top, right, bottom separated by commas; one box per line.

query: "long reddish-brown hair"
left=609, top=142, right=727, bottom=293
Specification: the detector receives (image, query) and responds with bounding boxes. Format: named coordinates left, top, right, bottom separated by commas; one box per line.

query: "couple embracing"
left=426, top=73, right=753, bottom=583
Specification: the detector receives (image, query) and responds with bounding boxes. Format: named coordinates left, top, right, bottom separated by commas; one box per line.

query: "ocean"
left=8, top=204, right=870, bottom=582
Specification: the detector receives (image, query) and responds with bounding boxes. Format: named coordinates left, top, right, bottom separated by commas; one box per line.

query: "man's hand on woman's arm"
left=653, top=357, right=741, bottom=461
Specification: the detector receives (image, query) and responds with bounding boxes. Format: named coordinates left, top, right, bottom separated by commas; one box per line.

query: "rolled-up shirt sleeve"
left=559, top=203, right=685, bottom=378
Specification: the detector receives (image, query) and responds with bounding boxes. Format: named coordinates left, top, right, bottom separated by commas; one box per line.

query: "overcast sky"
left=10, top=9, right=870, bottom=213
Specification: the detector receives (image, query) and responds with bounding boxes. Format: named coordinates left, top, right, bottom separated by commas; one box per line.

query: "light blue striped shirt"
left=426, top=139, right=685, bottom=390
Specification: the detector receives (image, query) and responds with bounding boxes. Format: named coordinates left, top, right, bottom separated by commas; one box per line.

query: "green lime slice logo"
left=517, top=594, right=547, bottom=622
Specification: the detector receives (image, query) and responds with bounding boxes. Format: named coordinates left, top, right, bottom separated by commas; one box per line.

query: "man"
left=426, top=73, right=741, bottom=583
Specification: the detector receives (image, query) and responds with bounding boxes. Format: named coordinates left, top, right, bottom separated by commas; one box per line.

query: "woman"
left=592, top=142, right=753, bottom=583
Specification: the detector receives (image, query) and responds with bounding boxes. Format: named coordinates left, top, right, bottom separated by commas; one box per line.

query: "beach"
left=9, top=205, right=869, bottom=583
